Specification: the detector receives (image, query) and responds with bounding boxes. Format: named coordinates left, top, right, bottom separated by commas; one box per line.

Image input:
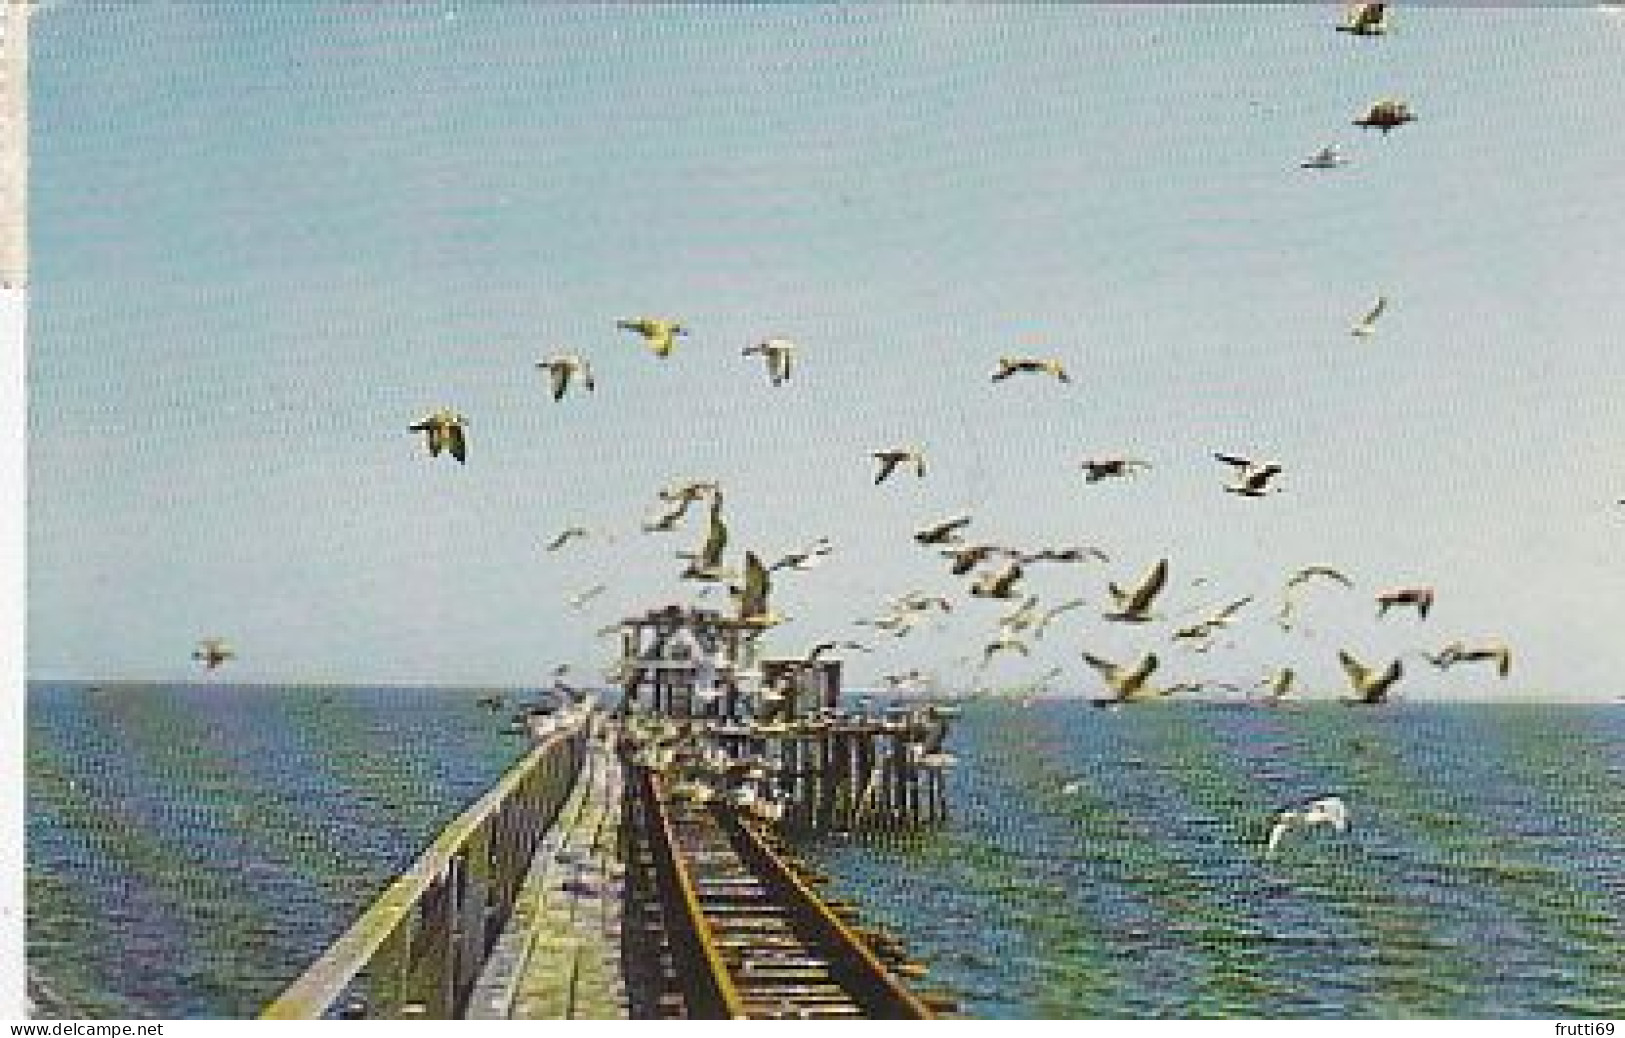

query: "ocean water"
left=801, top=699, right=1625, bottom=1019
left=24, top=681, right=530, bottom=1019
left=25, top=685, right=1625, bottom=1019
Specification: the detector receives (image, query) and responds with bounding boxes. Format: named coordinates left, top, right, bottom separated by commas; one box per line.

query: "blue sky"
left=23, top=3, right=1625, bottom=698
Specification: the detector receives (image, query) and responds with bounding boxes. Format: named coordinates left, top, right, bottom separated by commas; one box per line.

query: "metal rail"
left=636, top=766, right=939, bottom=1020
left=261, top=718, right=589, bottom=1019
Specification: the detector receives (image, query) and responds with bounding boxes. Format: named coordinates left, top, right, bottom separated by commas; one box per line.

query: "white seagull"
left=1103, top=558, right=1169, bottom=623
left=1350, top=296, right=1388, bottom=338
left=1265, top=796, right=1351, bottom=859
left=742, top=337, right=796, bottom=386
left=1300, top=144, right=1349, bottom=170
left=537, top=354, right=595, bottom=400
left=1214, top=453, right=1284, bottom=497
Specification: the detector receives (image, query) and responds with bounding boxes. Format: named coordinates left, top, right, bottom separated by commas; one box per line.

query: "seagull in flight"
left=1338, top=650, right=1404, bottom=704
left=768, top=537, right=833, bottom=573
left=1103, top=558, right=1169, bottom=623
left=941, top=543, right=1018, bottom=576
left=1350, top=296, right=1388, bottom=338
left=1300, top=144, right=1348, bottom=170
left=617, top=317, right=689, bottom=358
left=192, top=638, right=235, bottom=670
left=732, top=551, right=784, bottom=628
left=678, top=491, right=732, bottom=581
left=408, top=408, right=468, bottom=464
left=1081, top=457, right=1151, bottom=484
left=537, top=354, right=595, bottom=400
left=546, top=526, right=593, bottom=552
left=1264, top=795, right=1351, bottom=860
left=1022, top=545, right=1110, bottom=566
left=1080, top=650, right=1163, bottom=706
left=969, top=560, right=1025, bottom=600
left=742, top=338, right=796, bottom=386
left=872, top=447, right=926, bottom=484
left=1214, top=453, right=1284, bottom=497
left=991, top=357, right=1071, bottom=383
left=1337, top=2, right=1389, bottom=35
left=1353, top=98, right=1415, bottom=134
left=1424, top=639, right=1512, bottom=678
left=914, top=514, right=973, bottom=546
left=1376, top=586, right=1434, bottom=619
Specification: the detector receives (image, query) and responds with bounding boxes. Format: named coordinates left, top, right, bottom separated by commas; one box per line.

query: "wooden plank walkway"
left=465, top=719, right=628, bottom=1019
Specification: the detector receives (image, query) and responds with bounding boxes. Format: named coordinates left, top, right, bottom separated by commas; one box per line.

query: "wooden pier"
left=264, top=606, right=960, bottom=1020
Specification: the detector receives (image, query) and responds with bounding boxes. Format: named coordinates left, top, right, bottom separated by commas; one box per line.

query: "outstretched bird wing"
left=1125, top=558, right=1170, bottom=614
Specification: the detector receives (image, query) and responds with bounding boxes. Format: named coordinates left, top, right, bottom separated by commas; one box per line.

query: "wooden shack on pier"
left=614, top=605, right=954, bottom=833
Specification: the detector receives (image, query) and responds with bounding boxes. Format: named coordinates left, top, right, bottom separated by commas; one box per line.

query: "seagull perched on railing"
left=1264, top=795, right=1351, bottom=859
left=741, top=337, right=796, bottom=386
left=617, top=317, right=689, bottom=358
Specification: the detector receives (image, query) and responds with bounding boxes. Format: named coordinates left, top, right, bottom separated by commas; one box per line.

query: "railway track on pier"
left=625, top=766, right=949, bottom=1020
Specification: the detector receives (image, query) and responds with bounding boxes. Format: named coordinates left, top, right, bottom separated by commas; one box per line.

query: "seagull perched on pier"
left=408, top=408, right=468, bottom=463
left=991, top=356, right=1071, bottom=383
left=536, top=354, right=595, bottom=400
left=742, top=338, right=796, bottom=386
left=1424, top=639, right=1512, bottom=678
left=1081, top=457, right=1151, bottom=484
left=1353, top=98, right=1415, bottom=134
left=617, top=317, right=689, bottom=358
left=192, top=638, right=235, bottom=670
left=1376, top=586, right=1434, bottom=619
left=914, top=514, right=973, bottom=546
left=872, top=447, right=926, bottom=484
left=1265, top=796, right=1351, bottom=859
left=1080, top=650, right=1163, bottom=706
left=1338, top=650, right=1404, bottom=704
left=1337, top=2, right=1389, bottom=35
left=1103, top=558, right=1169, bottom=623
left=1350, top=296, right=1388, bottom=338
left=1214, top=453, right=1284, bottom=497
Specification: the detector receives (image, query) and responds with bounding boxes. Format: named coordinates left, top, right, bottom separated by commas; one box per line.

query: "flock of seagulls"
left=373, top=2, right=1555, bottom=862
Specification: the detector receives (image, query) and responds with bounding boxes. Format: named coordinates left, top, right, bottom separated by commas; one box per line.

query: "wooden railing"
left=260, top=717, right=590, bottom=1019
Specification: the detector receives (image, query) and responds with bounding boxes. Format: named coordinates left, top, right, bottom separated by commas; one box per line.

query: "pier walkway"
left=466, top=720, right=627, bottom=1019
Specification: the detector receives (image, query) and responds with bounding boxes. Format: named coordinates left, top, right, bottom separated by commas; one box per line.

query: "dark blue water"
left=27, top=685, right=1625, bottom=1018
left=25, top=681, right=529, bottom=1018
left=800, top=700, right=1625, bottom=1019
